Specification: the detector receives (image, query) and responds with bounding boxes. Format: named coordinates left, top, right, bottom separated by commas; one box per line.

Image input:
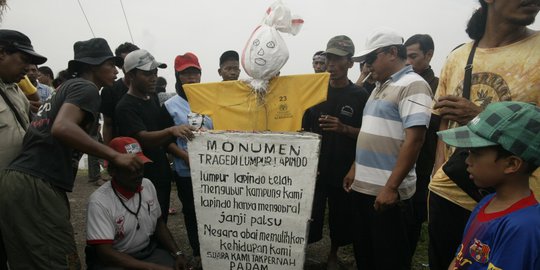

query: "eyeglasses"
left=365, top=50, right=386, bottom=65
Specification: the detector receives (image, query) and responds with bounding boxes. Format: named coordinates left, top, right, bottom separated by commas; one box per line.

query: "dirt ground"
left=69, top=173, right=428, bottom=270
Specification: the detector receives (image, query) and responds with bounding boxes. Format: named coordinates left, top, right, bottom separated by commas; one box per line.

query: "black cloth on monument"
left=9, top=78, right=100, bottom=191
left=302, top=81, right=368, bottom=188
left=100, top=78, right=128, bottom=137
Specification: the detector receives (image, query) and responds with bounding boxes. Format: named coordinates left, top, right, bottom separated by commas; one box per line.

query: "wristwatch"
left=172, top=250, right=183, bottom=258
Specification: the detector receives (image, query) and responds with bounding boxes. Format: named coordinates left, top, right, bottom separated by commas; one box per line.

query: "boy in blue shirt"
left=438, top=101, right=540, bottom=270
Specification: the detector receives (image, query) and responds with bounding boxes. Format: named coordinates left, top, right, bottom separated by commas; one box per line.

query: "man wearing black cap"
left=302, top=35, right=368, bottom=269
left=0, top=28, right=47, bottom=270
left=0, top=37, right=145, bottom=269
left=218, top=50, right=240, bottom=81
left=0, top=29, right=46, bottom=171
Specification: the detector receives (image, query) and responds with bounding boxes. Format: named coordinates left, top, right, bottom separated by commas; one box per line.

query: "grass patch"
left=412, top=223, right=430, bottom=270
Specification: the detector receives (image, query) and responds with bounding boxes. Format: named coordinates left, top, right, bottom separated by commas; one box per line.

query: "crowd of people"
left=0, top=0, right=539, bottom=270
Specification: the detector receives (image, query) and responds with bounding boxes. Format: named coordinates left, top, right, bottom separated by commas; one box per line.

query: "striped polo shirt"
left=352, top=65, right=432, bottom=199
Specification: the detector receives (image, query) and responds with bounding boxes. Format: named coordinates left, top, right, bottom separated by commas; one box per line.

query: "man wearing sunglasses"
left=343, top=28, right=433, bottom=270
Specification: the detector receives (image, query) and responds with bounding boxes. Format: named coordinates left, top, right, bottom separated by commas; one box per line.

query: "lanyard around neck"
left=112, top=186, right=142, bottom=230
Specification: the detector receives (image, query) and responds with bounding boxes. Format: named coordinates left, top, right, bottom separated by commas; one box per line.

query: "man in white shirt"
left=86, top=137, right=189, bottom=270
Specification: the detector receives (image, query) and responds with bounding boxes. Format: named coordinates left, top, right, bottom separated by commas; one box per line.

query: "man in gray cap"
left=303, top=35, right=368, bottom=269
left=0, top=28, right=47, bottom=270
left=0, top=37, right=145, bottom=269
left=343, top=28, right=433, bottom=269
left=115, top=49, right=195, bottom=224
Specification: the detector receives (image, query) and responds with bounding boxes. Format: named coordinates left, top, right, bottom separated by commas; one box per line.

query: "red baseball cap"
left=174, top=52, right=201, bottom=72
left=108, top=137, right=152, bottom=164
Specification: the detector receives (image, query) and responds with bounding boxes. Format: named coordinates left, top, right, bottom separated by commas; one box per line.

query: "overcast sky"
left=2, top=0, right=539, bottom=91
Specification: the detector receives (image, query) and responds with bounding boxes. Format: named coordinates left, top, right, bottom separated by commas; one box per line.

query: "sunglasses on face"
left=365, top=49, right=386, bottom=65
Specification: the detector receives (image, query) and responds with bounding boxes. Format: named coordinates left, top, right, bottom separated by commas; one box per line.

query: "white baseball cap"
left=123, top=49, right=167, bottom=73
left=352, top=28, right=404, bottom=62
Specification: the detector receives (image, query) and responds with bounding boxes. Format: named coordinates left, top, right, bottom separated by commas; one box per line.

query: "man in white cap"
left=115, top=49, right=195, bottom=224
left=343, top=28, right=433, bottom=270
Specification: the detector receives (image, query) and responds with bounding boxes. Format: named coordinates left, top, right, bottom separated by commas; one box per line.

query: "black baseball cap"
left=0, top=30, right=47, bottom=65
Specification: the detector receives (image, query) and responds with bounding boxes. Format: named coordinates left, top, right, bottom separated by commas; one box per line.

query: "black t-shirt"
left=416, top=69, right=440, bottom=177
left=115, top=94, right=172, bottom=184
left=302, top=81, right=368, bottom=187
left=100, top=78, right=128, bottom=137
left=9, top=78, right=100, bottom=191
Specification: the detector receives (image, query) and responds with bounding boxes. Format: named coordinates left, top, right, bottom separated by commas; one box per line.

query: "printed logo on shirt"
left=32, top=100, right=53, bottom=128
left=36, top=101, right=52, bottom=117
left=115, top=215, right=125, bottom=240
left=446, top=71, right=512, bottom=157
left=274, top=97, right=292, bottom=120
left=340, top=105, right=354, bottom=117
left=453, top=72, right=510, bottom=110
left=454, top=244, right=472, bottom=269
left=469, top=238, right=490, bottom=264
left=487, top=262, right=501, bottom=270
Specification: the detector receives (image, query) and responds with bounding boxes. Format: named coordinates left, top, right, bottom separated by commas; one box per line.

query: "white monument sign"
left=188, top=131, right=320, bottom=270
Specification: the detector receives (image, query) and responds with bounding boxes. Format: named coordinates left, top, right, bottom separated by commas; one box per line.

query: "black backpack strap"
left=462, top=41, right=478, bottom=100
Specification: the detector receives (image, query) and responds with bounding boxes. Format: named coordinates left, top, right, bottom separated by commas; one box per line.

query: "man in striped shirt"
left=343, top=28, right=433, bottom=270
